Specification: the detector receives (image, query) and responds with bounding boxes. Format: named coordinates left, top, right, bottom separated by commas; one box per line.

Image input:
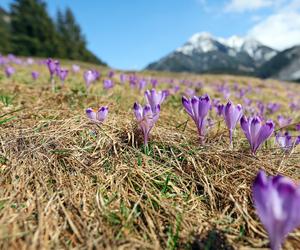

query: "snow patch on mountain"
left=175, top=32, right=277, bottom=62
left=176, top=32, right=219, bottom=55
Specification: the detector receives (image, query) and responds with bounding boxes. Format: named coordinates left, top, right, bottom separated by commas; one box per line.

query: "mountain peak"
left=189, top=32, right=213, bottom=42
left=146, top=32, right=278, bottom=75
left=176, top=32, right=221, bottom=55
left=218, top=35, right=245, bottom=50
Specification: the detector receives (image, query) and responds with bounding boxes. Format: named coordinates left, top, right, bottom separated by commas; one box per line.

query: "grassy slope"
left=0, top=61, right=300, bottom=249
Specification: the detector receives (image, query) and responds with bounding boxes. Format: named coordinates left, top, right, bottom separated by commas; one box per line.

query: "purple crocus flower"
left=129, top=75, right=137, bottom=88
left=223, top=101, right=243, bottom=144
left=252, top=170, right=300, bottom=250
left=216, top=84, right=230, bottom=99
left=151, top=79, right=158, bottom=88
left=182, top=94, right=211, bottom=143
left=7, top=54, right=15, bottom=61
left=240, top=116, right=275, bottom=154
left=236, top=88, right=247, bottom=99
left=46, top=58, right=59, bottom=77
left=139, top=79, right=147, bottom=91
left=5, top=66, right=15, bottom=78
left=59, top=69, right=68, bottom=84
left=172, top=85, right=180, bottom=94
left=296, top=124, right=300, bottom=131
left=92, top=70, right=100, bottom=81
left=267, top=103, right=281, bottom=114
left=27, top=58, right=34, bottom=65
left=133, top=102, right=160, bottom=146
left=277, top=115, right=292, bottom=128
left=108, top=70, right=114, bottom=78
left=86, top=106, right=108, bottom=123
left=216, top=104, right=224, bottom=116
left=31, top=71, right=39, bottom=80
left=0, top=56, right=6, bottom=65
left=185, top=88, right=195, bottom=97
left=212, top=99, right=220, bottom=108
left=276, top=132, right=300, bottom=150
left=120, top=74, right=126, bottom=84
left=103, top=79, right=114, bottom=89
left=257, top=101, right=265, bottom=116
left=144, top=89, right=167, bottom=113
left=289, top=102, right=300, bottom=111
left=72, top=64, right=80, bottom=73
left=243, top=97, right=252, bottom=106
left=84, top=70, right=95, bottom=91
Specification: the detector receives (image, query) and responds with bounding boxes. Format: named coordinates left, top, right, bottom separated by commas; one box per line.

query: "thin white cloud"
left=248, top=0, right=300, bottom=50
left=225, top=0, right=274, bottom=12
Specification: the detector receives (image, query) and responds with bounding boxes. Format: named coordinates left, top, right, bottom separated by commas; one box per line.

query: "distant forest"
left=0, top=0, right=106, bottom=65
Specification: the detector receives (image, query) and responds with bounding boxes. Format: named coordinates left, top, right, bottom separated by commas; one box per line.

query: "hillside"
left=0, top=57, right=300, bottom=249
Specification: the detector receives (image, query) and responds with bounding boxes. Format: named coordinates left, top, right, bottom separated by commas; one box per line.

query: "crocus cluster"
left=86, top=106, right=108, bottom=123
left=132, top=89, right=166, bottom=146
left=252, top=170, right=300, bottom=250
left=182, top=94, right=211, bottom=143
left=145, top=89, right=168, bottom=112
left=133, top=102, right=160, bottom=146
left=277, top=115, right=292, bottom=128
left=276, top=132, right=300, bottom=151
left=240, top=116, right=275, bottom=154
left=46, top=58, right=60, bottom=90
left=46, top=58, right=60, bottom=78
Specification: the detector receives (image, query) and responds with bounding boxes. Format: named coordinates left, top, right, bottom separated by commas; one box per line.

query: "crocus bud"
left=84, top=70, right=95, bottom=90
left=108, top=71, right=114, bottom=78
left=59, top=69, right=68, bottom=83
left=133, top=102, right=160, bottom=146
left=223, top=101, right=243, bottom=144
left=31, top=71, right=39, bottom=80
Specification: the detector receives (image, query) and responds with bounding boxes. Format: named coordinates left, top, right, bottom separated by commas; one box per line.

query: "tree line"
left=0, top=0, right=105, bottom=65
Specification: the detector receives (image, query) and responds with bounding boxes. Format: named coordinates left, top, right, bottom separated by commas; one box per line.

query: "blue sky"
left=2, top=0, right=300, bottom=70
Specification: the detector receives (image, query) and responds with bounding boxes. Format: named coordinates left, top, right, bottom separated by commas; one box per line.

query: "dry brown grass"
left=0, top=63, right=300, bottom=249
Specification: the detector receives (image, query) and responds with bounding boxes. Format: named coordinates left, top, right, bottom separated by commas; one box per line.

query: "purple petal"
left=97, top=106, right=108, bottom=122
left=86, top=108, right=97, bottom=120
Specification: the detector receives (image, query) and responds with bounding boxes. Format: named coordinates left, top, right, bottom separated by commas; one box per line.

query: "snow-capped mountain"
left=146, top=32, right=278, bottom=75
left=257, top=45, right=300, bottom=81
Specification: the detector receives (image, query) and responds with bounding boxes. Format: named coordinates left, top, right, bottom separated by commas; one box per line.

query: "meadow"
left=0, top=57, right=300, bottom=249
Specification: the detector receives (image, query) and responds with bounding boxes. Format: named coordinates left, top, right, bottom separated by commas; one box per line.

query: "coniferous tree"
left=56, top=7, right=104, bottom=64
left=0, top=7, right=11, bottom=53
left=10, top=0, right=60, bottom=57
left=0, top=0, right=105, bottom=64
